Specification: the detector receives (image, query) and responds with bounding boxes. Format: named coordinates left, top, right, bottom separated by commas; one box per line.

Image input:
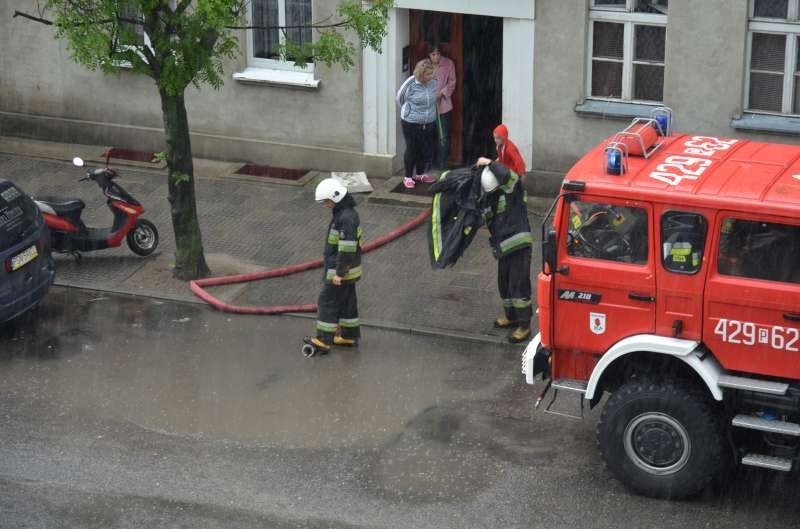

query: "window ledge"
left=730, top=113, right=800, bottom=135
left=233, top=67, right=320, bottom=89
left=575, top=99, right=661, bottom=120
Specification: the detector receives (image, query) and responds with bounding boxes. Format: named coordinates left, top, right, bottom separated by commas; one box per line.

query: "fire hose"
left=190, top=208, right=431, bottom=315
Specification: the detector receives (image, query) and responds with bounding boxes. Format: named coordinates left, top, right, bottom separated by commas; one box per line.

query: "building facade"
left=3, top=1, right=800, bottom=177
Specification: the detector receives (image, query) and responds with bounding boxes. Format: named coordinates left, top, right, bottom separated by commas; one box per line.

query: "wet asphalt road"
left=1, top=288, right=799, bottom=529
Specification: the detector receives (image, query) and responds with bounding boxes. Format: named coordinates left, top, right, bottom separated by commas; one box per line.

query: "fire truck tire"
left=597, top=379, right=724, bottom=499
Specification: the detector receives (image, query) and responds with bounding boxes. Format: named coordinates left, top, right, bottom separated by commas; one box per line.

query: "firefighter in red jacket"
left=476, top=156, right=533, bottom=343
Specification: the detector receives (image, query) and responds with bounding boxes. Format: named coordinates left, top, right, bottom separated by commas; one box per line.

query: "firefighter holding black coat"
left=303, top=178, right=363, bottom=356
left=476, top=156, right=533, bottom=343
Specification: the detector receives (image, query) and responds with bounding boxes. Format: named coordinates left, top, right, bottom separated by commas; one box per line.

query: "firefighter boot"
left=333, top=336, right=358, bottom=347
left=494, top=316, right=515, bottom=329
left=508, top=326, right=531, bottom=344
left=308, top=337, right=331, bottom=355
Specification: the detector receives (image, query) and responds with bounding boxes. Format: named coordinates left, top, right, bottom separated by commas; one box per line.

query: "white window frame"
left=245, top=0, right=314, bottom=74
left=746, top=0, right=800, bottom=115
left=116, top=11, right=153, bottom=69
left=587, top=0, right=667, bottom=103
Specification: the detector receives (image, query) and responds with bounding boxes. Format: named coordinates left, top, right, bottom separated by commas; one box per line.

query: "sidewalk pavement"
left=0, top=136, right=559, bottom=343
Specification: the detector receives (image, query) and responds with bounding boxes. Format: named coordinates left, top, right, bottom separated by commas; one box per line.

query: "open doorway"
left=409, top=11, right=503, bottom=167
left=462, top=15, right=502, bottom=164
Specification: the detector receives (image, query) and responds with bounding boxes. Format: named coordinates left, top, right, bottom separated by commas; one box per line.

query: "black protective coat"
left=428, top=166, right=484, bottom=269
left=481, top=161, right=533, bottom=259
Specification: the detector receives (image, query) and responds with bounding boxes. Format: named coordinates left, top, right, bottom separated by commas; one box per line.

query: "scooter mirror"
left=72, top=157, right=85, bottom=167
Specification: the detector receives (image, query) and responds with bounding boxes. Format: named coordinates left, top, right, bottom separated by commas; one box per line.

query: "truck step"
left=732, top=414, right=800, bottom=436
left=741, top=453, right=793, bottom=472
left=717, top=375, right=789, bottom=395
left=551, top=379, right=588, bottom=394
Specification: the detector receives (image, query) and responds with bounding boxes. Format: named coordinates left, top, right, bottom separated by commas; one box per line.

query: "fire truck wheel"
left=597, top=379, right=724, bottom=500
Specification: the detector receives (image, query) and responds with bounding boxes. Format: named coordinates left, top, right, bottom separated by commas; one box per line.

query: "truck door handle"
left=784, top=312, right=800, bottom=322
left=628, top=292, right=655, bottom=302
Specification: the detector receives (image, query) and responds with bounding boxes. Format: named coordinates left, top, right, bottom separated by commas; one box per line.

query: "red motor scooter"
left=34, top=155, right=159, bottom=258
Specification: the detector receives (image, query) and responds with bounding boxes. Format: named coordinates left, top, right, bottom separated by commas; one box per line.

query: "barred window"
left=747, top=0, right=800, bottom=113
left=589, top=1, right=667, bottom=103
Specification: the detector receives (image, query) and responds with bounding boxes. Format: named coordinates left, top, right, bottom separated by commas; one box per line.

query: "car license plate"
left=11, top=245, right=38, bottom=271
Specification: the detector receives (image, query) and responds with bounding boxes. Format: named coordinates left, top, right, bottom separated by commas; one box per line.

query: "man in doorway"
left=428, top=43, right=457, bottom=171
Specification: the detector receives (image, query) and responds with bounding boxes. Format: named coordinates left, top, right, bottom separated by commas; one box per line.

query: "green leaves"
left=305, top=30, right=356, bottom=70
left=282, top=0, right=393, bottom=71
left=337, top=0, right=391, bottom=52
left=42, top=0, right=392, bottom=86
left=172, top=171, right=191, bottom=184
left=44, top=0, right=246, bottom=94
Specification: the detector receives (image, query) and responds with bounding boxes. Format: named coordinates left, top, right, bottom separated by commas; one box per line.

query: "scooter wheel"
left=127, top=218, right=159, bottom=256
left=301, top=344, right=317, bottom=358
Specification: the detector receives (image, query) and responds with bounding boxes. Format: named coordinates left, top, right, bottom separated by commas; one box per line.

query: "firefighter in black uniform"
left=307, top=178, right=363, bottom=354
left=476, top=157, right=533, bottom=343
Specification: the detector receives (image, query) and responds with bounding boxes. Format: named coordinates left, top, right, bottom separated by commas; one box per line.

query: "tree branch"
left=13, top=10, right=144, bottom=28
left=12, top=10, right=53, bottom=25
left=200, top=28, right=220, bottom=55
left=226, top=20, right=349, bottom=31
left=174, top=0, right=193, bottom=16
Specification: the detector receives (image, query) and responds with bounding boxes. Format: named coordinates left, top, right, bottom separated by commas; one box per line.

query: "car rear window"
left=0, top=181, right=40, bottom=250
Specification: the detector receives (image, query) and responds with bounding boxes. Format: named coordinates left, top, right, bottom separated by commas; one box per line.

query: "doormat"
left=235, top=164, right=308, bottom=181
left=104, top=148, right=158, bottom=163
left=390, top=180, right=435, bottom=197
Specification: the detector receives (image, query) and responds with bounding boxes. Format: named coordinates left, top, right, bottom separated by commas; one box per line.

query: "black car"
left=0, top=179, right=55, bottom=323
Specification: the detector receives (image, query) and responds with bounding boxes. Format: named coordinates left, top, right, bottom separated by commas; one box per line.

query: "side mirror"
left=543, top=226, right=557, bottom=274
left=72, top=157, right=85, bottom=167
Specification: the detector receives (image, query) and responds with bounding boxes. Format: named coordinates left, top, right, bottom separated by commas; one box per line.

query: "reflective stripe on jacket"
left=323, top=194, right=363, bottom=283
left=483, top=161, right=533, bottom=259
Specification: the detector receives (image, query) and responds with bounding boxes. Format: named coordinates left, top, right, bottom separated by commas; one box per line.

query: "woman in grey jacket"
left=396, top=59, right=438, bottom=188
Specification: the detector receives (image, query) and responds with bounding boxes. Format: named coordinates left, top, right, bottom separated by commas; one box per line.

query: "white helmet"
left=481, top=166, right=500, bottom=193
left=315, top=178, right=348, bottom=203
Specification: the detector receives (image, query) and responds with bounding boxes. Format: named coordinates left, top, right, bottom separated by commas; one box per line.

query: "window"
left=661, top=211, right=707, bottom=274
left=119, top=3, right=146, bottom=47
left=248, top=0, right=312, bottom=70
left=718, top=218, right=800, bottom=284
left=588, top=0, right=668, bottom=102
left=747, top=0, right=800, bottom=113
left=115, top=4, right=152, bottom=68
left=567, top=200, right=649, bottom=264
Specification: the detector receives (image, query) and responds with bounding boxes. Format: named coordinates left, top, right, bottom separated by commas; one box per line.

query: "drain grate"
left=235, top=164, right=308, bottom=181
left=104, top=148, right=157, bottom=163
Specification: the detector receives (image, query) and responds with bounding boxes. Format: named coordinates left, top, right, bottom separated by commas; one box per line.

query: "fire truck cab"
left=522, top=109, right=800, bottom=499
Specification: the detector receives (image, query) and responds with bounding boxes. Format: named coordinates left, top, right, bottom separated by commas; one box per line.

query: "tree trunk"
left=159, top=90, right=211, bottom=280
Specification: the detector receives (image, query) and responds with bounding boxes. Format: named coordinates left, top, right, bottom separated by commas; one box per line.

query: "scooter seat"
left=36, top=198, right=86, bottom=216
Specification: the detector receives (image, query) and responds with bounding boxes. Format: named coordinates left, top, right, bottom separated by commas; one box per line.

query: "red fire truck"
left=522, top=109, right=800, bottom=499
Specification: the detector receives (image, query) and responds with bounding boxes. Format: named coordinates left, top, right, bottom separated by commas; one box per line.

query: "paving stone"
left=0, top=154, right=543, bottom=338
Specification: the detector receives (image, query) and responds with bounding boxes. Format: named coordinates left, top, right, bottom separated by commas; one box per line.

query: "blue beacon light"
left=655, top=113, right=670, bottom=136
left=606, top=148, right=622, bottom=175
